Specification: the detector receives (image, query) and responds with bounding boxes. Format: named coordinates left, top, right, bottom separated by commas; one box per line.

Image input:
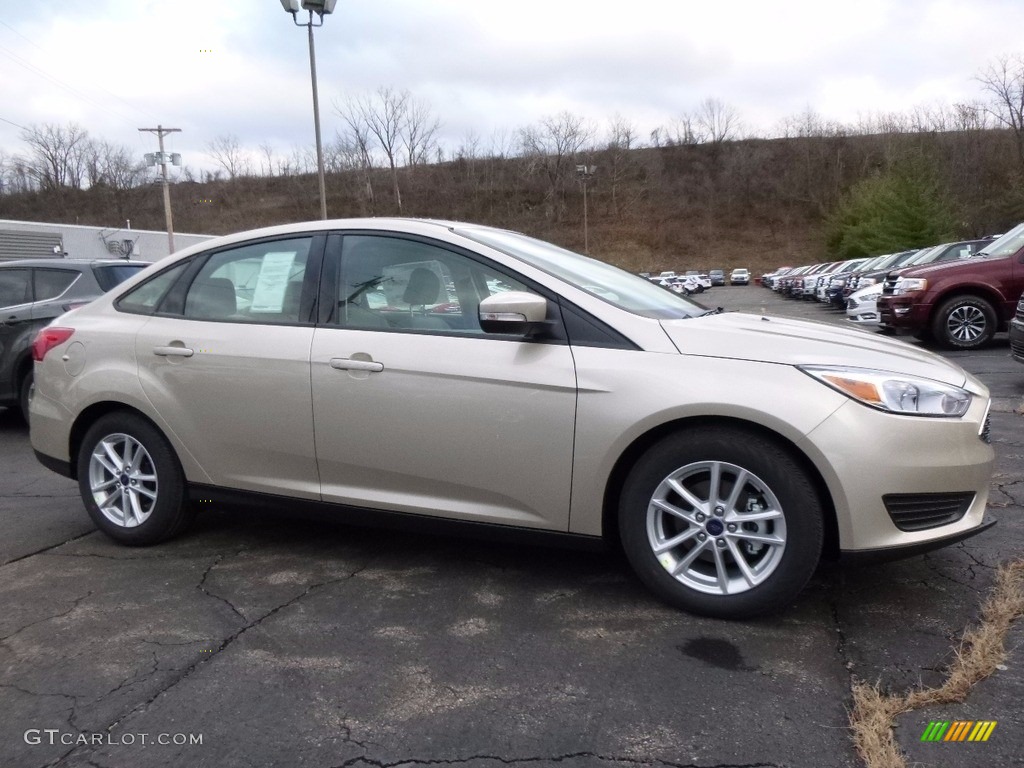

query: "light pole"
left=576, top=164, right=596, bottom=254
left=281, top=0, right=337, bottom=220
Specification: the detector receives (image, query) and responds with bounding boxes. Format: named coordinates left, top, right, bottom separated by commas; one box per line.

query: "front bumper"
left=877, top=295, right=931, bottom=330
left=799, top=395, right=994, bottom=552
left=1010, top=316, right=1024, bottom=363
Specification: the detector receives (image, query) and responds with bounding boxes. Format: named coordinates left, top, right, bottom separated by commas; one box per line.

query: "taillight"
left=32, top=327, right=74, bottom=362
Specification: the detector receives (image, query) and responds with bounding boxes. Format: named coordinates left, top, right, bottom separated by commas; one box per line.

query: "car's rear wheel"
left=931, top=295, right=996, bottom=350
left=618, top=427, right=823, bottom=619
left=77, top=412, right=193, bottom=545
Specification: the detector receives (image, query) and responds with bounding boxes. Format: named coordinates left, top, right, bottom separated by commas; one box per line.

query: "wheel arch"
left=68, top=402, right=170, bottom=481
left=601, top=415, right=841, bottom=560
left=929, top=286, right=1006, bottom=330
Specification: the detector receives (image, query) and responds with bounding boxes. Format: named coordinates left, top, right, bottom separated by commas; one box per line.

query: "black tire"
left=18, top=368, right=33, bottom=424
left=618, top=427, right=823, bottom=619
left=931, top=295, right=996, bottom=350
left=76, top=412, right=193, bottom=545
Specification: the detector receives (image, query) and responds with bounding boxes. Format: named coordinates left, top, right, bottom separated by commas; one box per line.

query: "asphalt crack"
left=0, top=591, right=93, bottom=644
left=101, top=556, right=378, bottom=732
left=196, top=552, right=249, bottom=623
left=1, top=531, right=94, bottom=567
left=828, top=578, right=854, bottom=679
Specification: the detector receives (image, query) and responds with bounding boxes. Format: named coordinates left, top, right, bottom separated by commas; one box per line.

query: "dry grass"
left=849, top=559, right=1024, bottom=768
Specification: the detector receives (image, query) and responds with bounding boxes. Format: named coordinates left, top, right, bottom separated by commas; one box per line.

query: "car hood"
left=660, top=313, right=969, bottom=387
left=895, top=255, right=1003, bottom=279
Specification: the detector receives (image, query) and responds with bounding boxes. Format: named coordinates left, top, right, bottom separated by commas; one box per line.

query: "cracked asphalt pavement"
left=2, top=286, right=1022, bottom=768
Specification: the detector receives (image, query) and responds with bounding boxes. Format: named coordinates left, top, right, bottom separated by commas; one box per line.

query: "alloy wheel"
left=646, top=460, right=787, bottom=596
left=87, top=433, right=159, bottom=528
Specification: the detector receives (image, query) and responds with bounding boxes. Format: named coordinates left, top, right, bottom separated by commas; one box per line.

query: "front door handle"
left=153, top=346, right=194, bottom=358
left=330, top=357, right=383, bottom=373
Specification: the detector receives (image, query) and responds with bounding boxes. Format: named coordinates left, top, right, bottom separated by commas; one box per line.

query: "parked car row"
left=756, top=231, right=1024, bottom=351
left=642, top=267, right=750, bottom=295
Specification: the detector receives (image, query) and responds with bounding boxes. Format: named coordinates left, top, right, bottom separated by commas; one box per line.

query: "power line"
left=0, top=38, right=159, bottom=130
left=0, top=115, right=27, bottom=130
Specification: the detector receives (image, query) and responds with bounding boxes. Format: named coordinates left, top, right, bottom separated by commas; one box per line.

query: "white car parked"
left=847, top=282, right=883, bottom=327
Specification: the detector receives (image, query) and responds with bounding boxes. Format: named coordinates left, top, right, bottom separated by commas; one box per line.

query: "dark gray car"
left=0, top=258, right=149, bottom=419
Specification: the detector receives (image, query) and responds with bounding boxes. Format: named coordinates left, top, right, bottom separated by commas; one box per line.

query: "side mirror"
left=479, top=291, right=547, bottom=335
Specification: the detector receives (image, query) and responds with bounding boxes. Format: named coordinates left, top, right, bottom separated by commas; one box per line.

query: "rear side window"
left=33, top=268, right=79, bottom=301
left=117, top=262, right=190, bottom=315
left=93, top=264, right=147, bottom=292
left=0, top=268, right=32, bottom=308
left=183, top=238, right=312, bottom=324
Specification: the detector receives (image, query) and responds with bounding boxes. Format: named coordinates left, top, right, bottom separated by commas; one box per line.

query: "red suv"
left=877, top=224, right=1024, bottom=349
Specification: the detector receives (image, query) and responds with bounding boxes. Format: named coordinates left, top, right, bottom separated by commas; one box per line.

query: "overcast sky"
left=1, top=0, right=1022, bottom=175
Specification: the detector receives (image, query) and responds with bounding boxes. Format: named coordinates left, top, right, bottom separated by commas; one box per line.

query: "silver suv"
left=1, top=258, right=148, bottom=419
left=29, top=220, right=995, bottom=618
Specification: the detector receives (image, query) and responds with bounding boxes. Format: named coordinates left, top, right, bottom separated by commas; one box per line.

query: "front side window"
left=334, top=235, right=532, bottom=334
left=34, top=268, right=79, bottom=301
left=184, top=238, right=311, bottom=323
left=0, top=269, right=32, bottom=308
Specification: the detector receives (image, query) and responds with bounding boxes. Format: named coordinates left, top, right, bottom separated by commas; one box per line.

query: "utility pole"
left=576, top=164, right=596, bottom=254
left=139, top=125, right=181, bottom=253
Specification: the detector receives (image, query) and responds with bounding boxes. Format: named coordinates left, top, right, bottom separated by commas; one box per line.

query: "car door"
left=0, top=267, right=33, bottom=401
left=133, top=235, right=322, bottom=499
left=310, top=233, right=577, bottom=530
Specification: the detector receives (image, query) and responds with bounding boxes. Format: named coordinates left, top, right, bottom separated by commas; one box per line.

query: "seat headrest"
left=403, top=268, right=441, bottom=307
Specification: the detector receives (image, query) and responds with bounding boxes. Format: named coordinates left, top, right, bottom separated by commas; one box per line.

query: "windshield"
left=977, top=221, right=1024, bottom=258
left=905, top=245, right=944, bottom=266
left=456, top=227, right=706, bottom=319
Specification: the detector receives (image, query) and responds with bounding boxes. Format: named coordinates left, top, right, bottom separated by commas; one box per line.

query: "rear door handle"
left=153, top=346, right=194, bottom=358
left=330, top=357, right=383, bottom=373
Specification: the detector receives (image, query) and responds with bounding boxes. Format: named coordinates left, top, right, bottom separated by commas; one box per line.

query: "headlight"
left=799, top=366, right=972, bottom=417
left=893, top=277, right=928, bottom=295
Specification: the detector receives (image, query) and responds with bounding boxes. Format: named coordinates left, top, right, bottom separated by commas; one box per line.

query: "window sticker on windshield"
left=250, top=252, right=296, bottom=312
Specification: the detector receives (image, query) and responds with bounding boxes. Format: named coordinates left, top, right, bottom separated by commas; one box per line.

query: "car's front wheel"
left=931, top=295, right=996, bottom=350
left=77, top=412, right=193, bottom=545
left=618, top=427, right=823, bottom=619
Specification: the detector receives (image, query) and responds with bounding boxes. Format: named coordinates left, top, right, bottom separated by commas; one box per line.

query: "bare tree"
left=206, top=133, right=250, bottom=179
left=334, top=103, right=378, bottom=207
left=695, top=98, right=740, bottom=146
left=19, top=122, right=91, bottom=190
left=337, top=87, right=409, bottom=211
left=519, top=111, right=592, bottom=220
left=668, top=113, right=700, bottom=145
left=403, top=95, right=441, bottom=167
left=602, top=114, right=642, bottom=216
left=259, top=143, right=276, bottom=177
left=950, top=101, right=990, bottom=132
left=977, top=54, right=1024, bottom=169
left=89, top=140, right=144, bottom=190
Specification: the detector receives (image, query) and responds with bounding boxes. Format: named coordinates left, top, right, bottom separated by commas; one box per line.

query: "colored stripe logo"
left=920, top=721, right=997, bottom=742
